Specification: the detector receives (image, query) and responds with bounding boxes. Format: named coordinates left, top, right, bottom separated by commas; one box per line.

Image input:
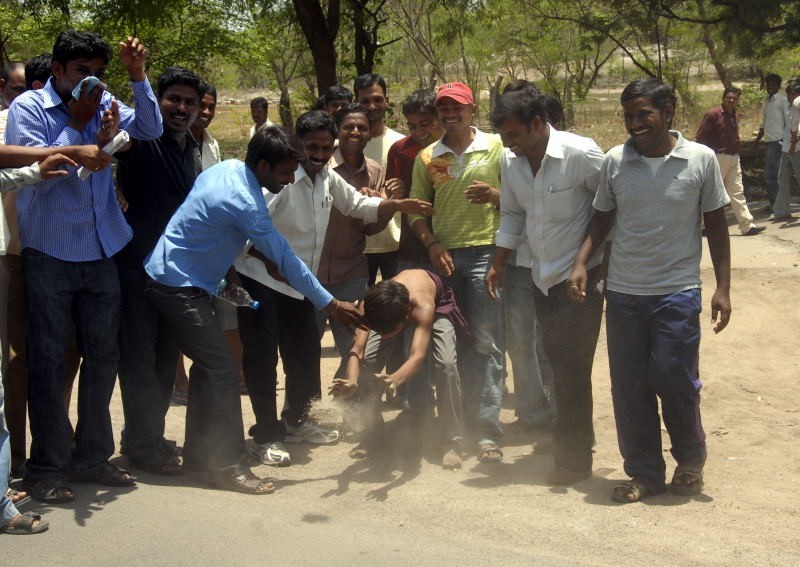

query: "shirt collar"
left=622, top=130, right=690, bottom=162
left=431, top=127, right=491, bottom=158
left=507, top=124, right=563, bottom=163
left=293, top=163, right=327, bottom=188
left=330, top=147, right=367, bottom=174
left=42, top=77, right=67, bottom=110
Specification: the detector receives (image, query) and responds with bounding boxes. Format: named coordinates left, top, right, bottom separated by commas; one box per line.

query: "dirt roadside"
left=5, top=200, right=799, bottom=567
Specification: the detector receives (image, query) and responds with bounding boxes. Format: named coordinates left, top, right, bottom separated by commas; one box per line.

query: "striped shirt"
left=5, top=77, right=163, bottom=261
left=409, top=128, right=503, bottom=249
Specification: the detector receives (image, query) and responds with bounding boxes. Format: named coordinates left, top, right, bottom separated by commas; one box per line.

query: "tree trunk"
left=292, top=0, right=341, bottom=95
left=695, top=0, right=730, bottom=86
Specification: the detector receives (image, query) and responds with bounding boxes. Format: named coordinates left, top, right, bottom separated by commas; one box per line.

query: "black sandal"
left=70, top=463, right=137, bottom=486
left=25, top=478, right=75, bottom=504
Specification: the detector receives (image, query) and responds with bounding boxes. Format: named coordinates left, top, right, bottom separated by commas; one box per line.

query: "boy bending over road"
left=331, top=269, right=467, bottom=469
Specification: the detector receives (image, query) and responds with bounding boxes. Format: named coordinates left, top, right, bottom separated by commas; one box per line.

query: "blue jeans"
left=145, top=278, right=246, bottom=472
left=1, top=376, right=20, bottom=524
left=316, top=277, right=368, bottom=378
left=23, top=249, right=120, bottom=483
left=605, top=289, right=706, bottom=493
left=446, top=245, right=504, bottom=443
left=504, top=265, right=555, bottom=427
left=764, top=141, right=783, bottom=205
left=775, top=151, right=800, bottom=219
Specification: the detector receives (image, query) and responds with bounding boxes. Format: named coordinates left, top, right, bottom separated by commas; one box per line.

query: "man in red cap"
left=408, top=81, right=506, bottom=464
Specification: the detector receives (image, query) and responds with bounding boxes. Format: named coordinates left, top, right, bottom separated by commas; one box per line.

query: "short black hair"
left=502, top=79, right=541, bottom=97
left=354, top=73, right=387, bottom=97
left=323, top=84, right=353, bottom=105
left=245, top=125, right=304, bottom=170
left=765, top=73, right=782, bottom=85
left=156, top=66, right=201, bottom=99
left=52, top=30, right=112, bottom=67
left=363, top=280, right=410, bottom=335
left=295, top=109, right=337, bottom=140
left=491, top=90, right=548, bottom=129
left=1, top=61, right=25, bottom=82
left=334, top=103, right=369, bottom=128
left=620, top=78, right=677, bottom=111
left=543, top=95, right=564, bottom=129
left=723, top=85, right=742, bottom=98
left=787, top=82, right=800, bottom=96
left=250, top=96, right=268, bottom=111
left=401, top=89, right=436, bottom=116
left=200, top=81, right=217, bottom=100
left=25, top=54, right=51, bottom=89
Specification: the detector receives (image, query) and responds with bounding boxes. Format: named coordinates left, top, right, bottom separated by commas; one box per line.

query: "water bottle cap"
left=250, top=300, right=260, bottom=310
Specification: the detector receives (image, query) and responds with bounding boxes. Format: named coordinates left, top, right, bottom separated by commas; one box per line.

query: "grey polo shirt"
left=594, top=131, right=730, bottom=295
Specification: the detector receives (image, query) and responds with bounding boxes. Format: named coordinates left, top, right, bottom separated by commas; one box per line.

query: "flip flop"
left=5, top=488, right=30, bottom=506
left=671, top=465, right=704, bottom=496
left=0, top=512, right=49, bottom=535
left=478, top=443, right=503, bottom=463
left=612, top=479, right=652, bottom=503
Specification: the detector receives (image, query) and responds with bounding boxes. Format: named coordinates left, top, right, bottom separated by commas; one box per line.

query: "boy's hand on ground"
left=330, top=378, right=358, bottom=399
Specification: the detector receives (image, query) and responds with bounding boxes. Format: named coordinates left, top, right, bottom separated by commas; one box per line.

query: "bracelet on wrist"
left=426, top=239, right=440, bottom=249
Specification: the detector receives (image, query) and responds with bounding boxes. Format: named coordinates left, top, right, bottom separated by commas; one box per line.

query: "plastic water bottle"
left=215, top=279, right=260, bottom=310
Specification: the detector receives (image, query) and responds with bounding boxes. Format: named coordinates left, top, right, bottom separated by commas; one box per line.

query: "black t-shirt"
left=115, top=131, right=201, bottom=265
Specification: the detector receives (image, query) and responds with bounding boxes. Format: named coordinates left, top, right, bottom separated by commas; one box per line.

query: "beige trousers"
left=715, top=153, right=756, bottom=234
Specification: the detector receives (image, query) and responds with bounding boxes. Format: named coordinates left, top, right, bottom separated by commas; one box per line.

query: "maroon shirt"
left=695, top=105, right=740, bottom=154
left=387, top=135, right=430, bottom=264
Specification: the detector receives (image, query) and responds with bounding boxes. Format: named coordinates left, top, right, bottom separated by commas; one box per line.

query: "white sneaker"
left=249, top=441, right=291, bottom=467
left=284, top=421, right=340, bottom=445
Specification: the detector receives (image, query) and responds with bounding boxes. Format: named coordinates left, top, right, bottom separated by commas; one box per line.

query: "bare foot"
left=442, top=447, right=462, bottom=470
left=348, top=445, right=369, bottom=459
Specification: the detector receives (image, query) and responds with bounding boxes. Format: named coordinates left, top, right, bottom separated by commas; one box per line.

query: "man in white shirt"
left=248, top=96, right=274, bottom=139
left=234, top=112, right=431, bottom=467
left=755, top=74, right=788, bottom=208
left=355, top=73, right=405, bottom=284
left=486, top=89, right=605, bottom=485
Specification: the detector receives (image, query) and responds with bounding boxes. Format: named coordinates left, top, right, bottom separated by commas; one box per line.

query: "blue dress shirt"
left=145, top=160, right=334, bottom=310
left=5, top=77, right=163, bottom=261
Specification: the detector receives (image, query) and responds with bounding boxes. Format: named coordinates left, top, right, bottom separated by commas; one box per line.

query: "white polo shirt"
left=761, top=93, right=789, bottom=143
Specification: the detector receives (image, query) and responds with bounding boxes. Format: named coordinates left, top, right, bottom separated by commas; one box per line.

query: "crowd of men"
left=0, top=29, right=797, bottom=535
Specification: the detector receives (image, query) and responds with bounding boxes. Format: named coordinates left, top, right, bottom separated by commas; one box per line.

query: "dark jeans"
left=23, top=249, right=120, bottom=482
left=116, top=253, right=180, bottom=465
left=533, top=271, right=603, bottom=473
left=145, top=278, right=246, bottom=472
left=237, top=274, right=321, bottom=444
left=367, top=251, right=398, bottom=286
left=605, top=289, right=706, bottom=493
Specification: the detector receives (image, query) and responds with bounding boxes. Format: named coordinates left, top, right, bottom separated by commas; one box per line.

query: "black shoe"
left=743, top=225, right=766, bottom=236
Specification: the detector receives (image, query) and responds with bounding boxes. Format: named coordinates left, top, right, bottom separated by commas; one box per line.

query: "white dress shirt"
left=496, top=126, right=604, bottom=294
left=235, top=164, right=382, bottom=299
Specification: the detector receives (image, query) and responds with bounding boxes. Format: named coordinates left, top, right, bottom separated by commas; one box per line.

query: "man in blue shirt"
left=6, top=30, right=162, bottom=504
left=144, top=126, right=363, bottom=494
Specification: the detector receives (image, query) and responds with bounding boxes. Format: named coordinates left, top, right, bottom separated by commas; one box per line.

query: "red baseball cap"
left=435, top=82, right=474, bottom=106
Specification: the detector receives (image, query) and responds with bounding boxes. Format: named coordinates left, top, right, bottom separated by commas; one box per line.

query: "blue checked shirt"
left=5, top=77, right=163, bottom=261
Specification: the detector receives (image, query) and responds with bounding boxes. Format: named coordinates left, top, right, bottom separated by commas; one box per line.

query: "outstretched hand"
left=396, top=198, right=434, bottom=216
left=119, top=37, right=147, bottom=82
left=328, top=300, right=369, bottom=331
left=38, top=153, right=77, bottom=180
